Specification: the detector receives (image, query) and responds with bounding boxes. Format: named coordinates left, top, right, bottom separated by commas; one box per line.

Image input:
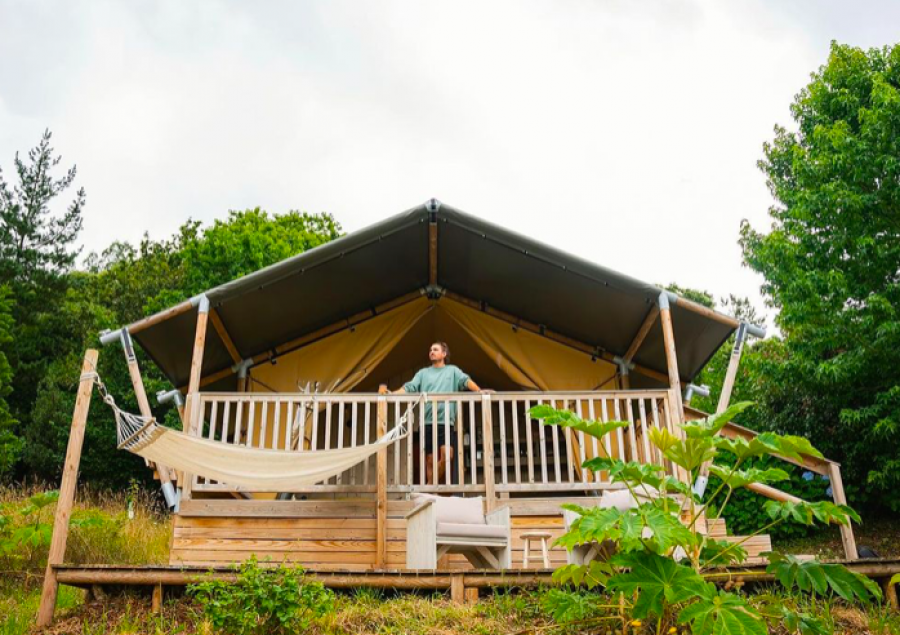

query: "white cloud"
left=0, top=0, right=896, bottom=332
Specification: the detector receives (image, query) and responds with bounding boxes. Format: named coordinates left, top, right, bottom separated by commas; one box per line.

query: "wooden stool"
left=521, top=531, right=552, bottom=569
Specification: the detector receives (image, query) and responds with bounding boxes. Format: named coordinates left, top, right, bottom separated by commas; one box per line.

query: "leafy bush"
left=530, top=402, right=880, bottom=635
left=706, top=454, right=831, bottom=540
left=188, top=555, right=334, bottom=635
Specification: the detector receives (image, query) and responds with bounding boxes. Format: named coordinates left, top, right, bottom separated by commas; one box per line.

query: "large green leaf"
left=697, top=537, right=748, bottom=566
left=753, top=433, right=824, bottom=461
left=607, top=551, right=706, bottom=618
left=677, top=584, right=766, bottom=635
left=708, top=465, right=790, bottom=490
left=551, top=560, right=613, bottom=589
left=681, top=402, right=755, bottom=439
left=528, top=405, right=629, bottom=441
left=640, top=506, right=695, bottom=554
left=763, top=500, right=861, bottom=526
left=766, top=553, right=882, bottom=602
left=661, top=436, right=717, bottom=472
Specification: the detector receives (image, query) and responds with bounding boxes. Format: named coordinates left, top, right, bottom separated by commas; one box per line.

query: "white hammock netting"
left=92, top=372, right=410, bottom=491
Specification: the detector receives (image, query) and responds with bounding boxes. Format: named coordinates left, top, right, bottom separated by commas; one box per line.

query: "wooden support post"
left=121, top=330, right=175, bottom=494
left=716, top=323, right=748, bottom=413
left=623, top=306, right=660, bottom=364
left=659, top=294, right=684, bottom=421
left=376, top=390, right=388, bottom=569
left=151, top=583, right=163, bottom=614
left=827, top=462, right=858, bottom=560
left=184, top=297, right=210, bottom=435
left=209, top=308, right=241, bottom=365
left=450, top=574, right=465, bottom=603
left=180, top=298, right=210, bottom=502
left=37, top=349, right=99, bottom=628
left=481, top=393, right=496, bottom=512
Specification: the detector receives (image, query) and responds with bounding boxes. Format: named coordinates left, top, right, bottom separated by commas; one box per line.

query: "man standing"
left=381, top=342, right=485, bottom=484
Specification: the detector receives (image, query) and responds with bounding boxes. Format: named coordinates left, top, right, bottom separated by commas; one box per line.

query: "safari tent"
left=38, top=200, right=857, bottom=623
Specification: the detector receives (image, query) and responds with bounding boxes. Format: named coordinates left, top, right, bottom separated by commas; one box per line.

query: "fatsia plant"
left=529, top=402, right=880, bottom=635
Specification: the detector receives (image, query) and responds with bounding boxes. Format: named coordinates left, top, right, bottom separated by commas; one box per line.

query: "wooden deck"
left=51, top=559, right=900, bottom=607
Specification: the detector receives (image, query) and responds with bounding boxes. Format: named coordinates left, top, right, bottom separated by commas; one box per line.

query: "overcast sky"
left=1, top=1, right=897, bottom=330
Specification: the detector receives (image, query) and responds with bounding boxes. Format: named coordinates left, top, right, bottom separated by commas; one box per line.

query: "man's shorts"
left=422, top=424, right=456, bottom=454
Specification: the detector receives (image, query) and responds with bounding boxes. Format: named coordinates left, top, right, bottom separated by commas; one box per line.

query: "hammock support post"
left=37, top=349, right=99, bottom=628
left=119, top=329, right=178, bottom=509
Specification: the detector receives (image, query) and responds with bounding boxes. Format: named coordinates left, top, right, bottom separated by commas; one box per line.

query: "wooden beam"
left=37, top=350, right=99, bottom=628
left=827, top=462, right=858, bottom=560
left=623, top=306, right=659, bottom=363
left=184, top=301, right=210, bottom=433
left=191, top=290, right=425, bottom=390
left=481, top=394, right=495, bottom=512
left=376, top=393, right=388, bottom=568
left=746, top=483, right=802, bottom=504
left=127, top=300, right=195, bottom=335
left=675, top=296, right=741, bottom=330
left=209, top=308, right=242, bottom=365
left=716, top=323, right=747, bottom=413
left=659, top=295, right=684, bottom=418
left=442, top=291, right=670, bottom=384
left=429, top=221, right=438, bottom=286
left=123, top=336, right=175, bottom=492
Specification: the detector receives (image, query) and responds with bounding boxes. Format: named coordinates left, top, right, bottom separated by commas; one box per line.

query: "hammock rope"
left=82, top=369, right=420, bottom=490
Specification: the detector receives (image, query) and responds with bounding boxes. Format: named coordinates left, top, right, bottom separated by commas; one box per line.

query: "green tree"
left=0, top=286, right=19, bottom=476
left=740, top=41, right=900, bottom=511
left=22, top=210, right=341, bottom=488
left=0, top=130, right=85, bottom=471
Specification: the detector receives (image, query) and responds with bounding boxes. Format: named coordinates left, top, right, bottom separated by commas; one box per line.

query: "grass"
left=774, top=517, right=900, bottom=561
left=0, top=482, right=172, bottom=571
left=0, top=485, right=898, bottom=634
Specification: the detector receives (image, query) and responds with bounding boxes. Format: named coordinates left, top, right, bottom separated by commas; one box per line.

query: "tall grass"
left=0, top=483, right=172, bottom=579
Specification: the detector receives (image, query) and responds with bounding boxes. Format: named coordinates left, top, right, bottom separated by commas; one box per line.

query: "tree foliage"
left=17, top=208, right=341, bottom=487
left=740, top=42, right=900, bottom=511
left=0, top=130, right=85, bottom=467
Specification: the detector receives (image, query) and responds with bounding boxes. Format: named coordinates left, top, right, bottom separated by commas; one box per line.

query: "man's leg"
left=426, top=452, right=434, bottom=485
left=436, top=445, right=455, bottom=485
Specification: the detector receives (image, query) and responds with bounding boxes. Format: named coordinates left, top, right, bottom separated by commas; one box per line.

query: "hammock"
left=86, top=372, right=412, bottom=490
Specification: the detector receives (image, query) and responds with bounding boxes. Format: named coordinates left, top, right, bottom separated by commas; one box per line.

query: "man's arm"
left=466, top=378, right=481, bottom=392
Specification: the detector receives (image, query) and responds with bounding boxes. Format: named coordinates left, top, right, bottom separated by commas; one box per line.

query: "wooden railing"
left=187, top=390, right=681, bottom=497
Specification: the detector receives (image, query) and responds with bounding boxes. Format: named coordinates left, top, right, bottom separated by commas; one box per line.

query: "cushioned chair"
left=563, top=486, right=668, bottom=565
left=405, top=493, right=511, bottom=570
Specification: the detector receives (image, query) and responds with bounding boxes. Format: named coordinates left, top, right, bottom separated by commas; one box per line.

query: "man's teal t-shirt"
left=403, top=364, right=471, bottom=425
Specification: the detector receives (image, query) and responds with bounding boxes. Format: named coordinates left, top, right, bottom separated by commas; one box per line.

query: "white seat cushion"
left=599, top=486, right=660, bottom=511
left=436, top=522, right=508, bottom=540
left=412, top=493, right=485, bottom=525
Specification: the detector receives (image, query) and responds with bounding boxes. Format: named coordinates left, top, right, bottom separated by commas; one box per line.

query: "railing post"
left=481, top=393, right=496, bottom=512
left=376, top=390, right=388, bottom=568
left=37, top=350, right=99, bottom=628
left=827, top=462, right=858, bottom=560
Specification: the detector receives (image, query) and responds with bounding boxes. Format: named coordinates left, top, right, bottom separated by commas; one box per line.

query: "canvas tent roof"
left=126, top=201, right=744, bottom=390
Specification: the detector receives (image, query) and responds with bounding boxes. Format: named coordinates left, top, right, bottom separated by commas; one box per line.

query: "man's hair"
left=433, top=341, right=450, bottom=361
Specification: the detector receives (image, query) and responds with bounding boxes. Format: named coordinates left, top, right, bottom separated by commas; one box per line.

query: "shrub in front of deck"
left=188, top=555, right=334, bottom=635
left=530, top=402, right=881, bottom=635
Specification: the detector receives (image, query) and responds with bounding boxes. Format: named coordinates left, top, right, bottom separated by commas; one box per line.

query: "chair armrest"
left=405, top=499, right=435, bottom=520
left=485, top=506, right=510, bottom=527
